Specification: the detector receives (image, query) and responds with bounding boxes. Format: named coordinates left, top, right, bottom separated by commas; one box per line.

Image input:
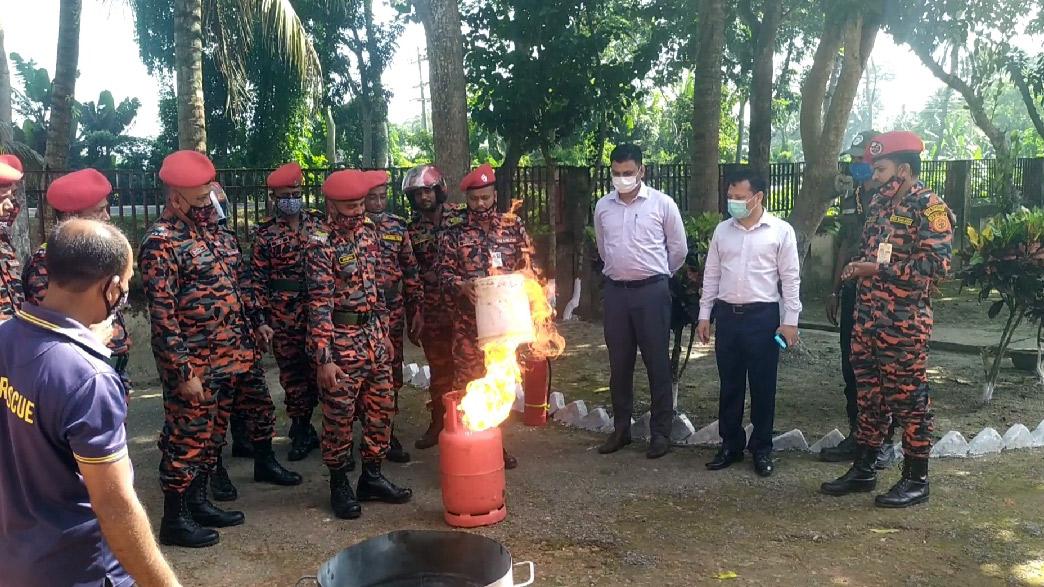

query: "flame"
left=460, top=265, right=566, bottom=432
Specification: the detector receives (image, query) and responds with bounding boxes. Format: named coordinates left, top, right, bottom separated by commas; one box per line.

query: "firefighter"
left=361, top=170, right=424, bottom=463
left=0, top=154, right=25, bottom=321
left=437, top=163, right=534, bottom=470
left=139, top=151, right=302, bottom=548
left=403, top=165, right=467, bottom=449
left=820, top=131, right=953, bottom=508
left=250, top=163, right=324, bottom=461
left=307, top=169, right=412, bottom=520
left=22, top=169, right=133, bottom=399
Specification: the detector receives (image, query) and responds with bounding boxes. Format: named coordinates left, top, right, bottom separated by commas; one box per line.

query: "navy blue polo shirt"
left=0, top=304, right=131, bottom=586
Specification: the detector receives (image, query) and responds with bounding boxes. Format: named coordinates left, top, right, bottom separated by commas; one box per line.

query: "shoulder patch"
left=310, top=230, right=329, bottom=245
left=446, top=216, right=464, bottom=226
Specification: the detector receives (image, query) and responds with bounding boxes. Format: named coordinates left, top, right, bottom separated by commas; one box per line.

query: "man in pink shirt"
left=697, top=167, right=802, bottom=477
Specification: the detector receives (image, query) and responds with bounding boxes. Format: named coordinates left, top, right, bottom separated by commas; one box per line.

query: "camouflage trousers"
left=322, top=321, right=394, bottom=468
left=385, top=297, right=406, bottom=391
left=420, top=312, right=456, bottom=408
left=159, top=363, right=276, bottom=493
left=270, top=298, right=319, bottom=419
left=851, top=323, right=934, bottom=459
left=451, top=315, right=485, bottom=392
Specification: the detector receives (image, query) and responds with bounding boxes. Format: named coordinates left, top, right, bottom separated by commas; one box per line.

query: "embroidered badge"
left=338, top=253, right=357, bottom=266
left=383, top=234, right=403, bottom=242
left=889, top=214, right=914, bottom=226
left=310, top=231, right=329, bottom=244
left=189, top=245, right=207, bottom=257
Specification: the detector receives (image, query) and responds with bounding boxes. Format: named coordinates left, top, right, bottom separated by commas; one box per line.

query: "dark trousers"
left=839, top=283, right=858, bottom=429
left=603, top=277, right=673, bottom=438
left=713, top=301, right=780, bottom=455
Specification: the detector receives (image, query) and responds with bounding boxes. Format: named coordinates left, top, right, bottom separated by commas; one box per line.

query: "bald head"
left=46, top=219, right=132, bottom=292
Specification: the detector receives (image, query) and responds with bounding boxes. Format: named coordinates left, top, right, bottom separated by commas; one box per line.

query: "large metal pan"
left=309, top=530, right=535, bottom=587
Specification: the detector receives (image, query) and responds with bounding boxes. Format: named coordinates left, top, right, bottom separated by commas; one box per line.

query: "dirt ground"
left=120, top=293, right=1044, bottom=587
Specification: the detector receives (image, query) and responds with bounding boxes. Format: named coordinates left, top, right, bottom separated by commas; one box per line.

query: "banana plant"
left=960, top=208, right=1044, bottom=403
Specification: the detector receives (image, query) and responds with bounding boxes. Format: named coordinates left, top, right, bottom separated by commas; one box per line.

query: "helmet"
left=402, top=165, right=448, bottom=204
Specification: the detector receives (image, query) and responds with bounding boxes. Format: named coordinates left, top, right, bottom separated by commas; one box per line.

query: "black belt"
left=715, top=301, right=777, bottom=315
left=109, top=353, right=129, bottom=373
left=333, top=310, right=372, bottom=326
left=605, top=274, right=667, bottom=288
left=270, top=279, right=304, bottom=292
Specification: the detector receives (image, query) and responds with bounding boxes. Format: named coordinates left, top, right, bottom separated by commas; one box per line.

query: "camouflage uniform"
left=408, top=203, right=466, bottom=409
left=369, top=212, right=423, bottom=390
left=0, top=204, right=24, bottom=322
left=22, top=243, right=133, bottom=396
left=306, top=214, right=394, bottom=468
left=250, top=210, right=325, bottom=420
left=437, top=210, right=534, bottom=390
left=852, top=182, right=953, bottom=459
left=140, top=211, right=277, bottom=494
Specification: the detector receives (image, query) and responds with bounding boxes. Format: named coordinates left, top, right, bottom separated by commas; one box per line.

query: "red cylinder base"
left=440, top=392, right=507, bottom=529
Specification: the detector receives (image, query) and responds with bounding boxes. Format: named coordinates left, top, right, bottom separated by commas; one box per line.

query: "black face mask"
left=471, top=205, right=496, bottom=220
left=188, top=203, right=216, bottom=226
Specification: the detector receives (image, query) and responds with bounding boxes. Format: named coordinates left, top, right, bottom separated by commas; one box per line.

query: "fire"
left=460, top=262, right=565, bottom=432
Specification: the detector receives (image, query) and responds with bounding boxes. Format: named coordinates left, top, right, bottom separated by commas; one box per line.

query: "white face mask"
left=612, top=175, right=639, bottom=193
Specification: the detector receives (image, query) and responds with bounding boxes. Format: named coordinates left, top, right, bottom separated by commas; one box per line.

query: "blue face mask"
left=850, top=162, right=872, bottom=183
left=276, top=197, right=303, bottom=216
left=727, top=198, right=752, bottom=220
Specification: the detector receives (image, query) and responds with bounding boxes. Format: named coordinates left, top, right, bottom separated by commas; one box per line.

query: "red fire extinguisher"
left=521, top=357, right=551, bottom=427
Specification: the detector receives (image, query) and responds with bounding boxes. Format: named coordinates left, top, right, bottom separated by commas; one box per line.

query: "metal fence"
left=21, top=158, right=1037, bottom=251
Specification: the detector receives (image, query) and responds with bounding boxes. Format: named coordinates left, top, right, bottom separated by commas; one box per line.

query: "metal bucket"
left=312, top=530, right=534, bottom=587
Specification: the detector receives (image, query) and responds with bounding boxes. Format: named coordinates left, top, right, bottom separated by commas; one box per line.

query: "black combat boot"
left=187, top=475, right=245, bottom=527
left=329, top=466, right=362, bottom=519
left=253, top=439, right=303, bottom=485
left=415, top=403, right=444, bottom=450
left=357, top=461, right=412, bottom=503
left=819, top=430, right=858, bottom=462
left=875, top=457, right=929, bottom=508
left=159, top=491, right=220, bottom=548
left=386, top=434, right=411, bottom=463
left=820, top=444, right=878, bottom=496
left=210, top=456, right=237, bottom=501
left=288, top=417, right=319, bottom=462
left=230, top=415, right=254, bottom=458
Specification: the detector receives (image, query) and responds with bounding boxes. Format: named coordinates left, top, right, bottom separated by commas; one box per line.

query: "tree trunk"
left=1010, top=59, right=1044, bottom=141
left=174, top=0, right=207, bottom=152
left=363, top=0, right=389, bottom=168
left=791, top=10, right=880, bottom=261
left=747, top=0, right=783, bottom=179
left=688, top=0, right=726, bottom=213
left=497, top=139, right=523, bottom=211
left=416, top=0, right=470, bottom=203
left=44, top=0, right=81, bottom=171
left=360, top=96, right=374, bottom=166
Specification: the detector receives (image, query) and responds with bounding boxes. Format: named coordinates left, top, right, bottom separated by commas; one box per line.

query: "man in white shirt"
left=594, top=144, right=688, bottom=459
left=697, top=168, right=801, bottom=477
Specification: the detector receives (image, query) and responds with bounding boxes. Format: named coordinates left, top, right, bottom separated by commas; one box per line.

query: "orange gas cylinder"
left=439, top=392, right=507, bottom=528
left=522, top=357, right=551, bottom=427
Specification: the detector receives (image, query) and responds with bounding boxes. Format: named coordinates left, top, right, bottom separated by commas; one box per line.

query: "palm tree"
left=167, top=0, right=323, bottom=151
left=43, top=0, right=81, bottom=171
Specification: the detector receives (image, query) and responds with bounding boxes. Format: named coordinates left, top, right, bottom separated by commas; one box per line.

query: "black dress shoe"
left=646, top=435, right=670, bottom=459
left=753, top=452, right=774, bottom=477
left=706, top=448, right=744, bottom=470
left=598, top=430, right=632, bottom=454
left=503, top=449, right=518, bottom=470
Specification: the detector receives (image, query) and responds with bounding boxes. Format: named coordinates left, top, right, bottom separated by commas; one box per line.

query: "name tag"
left=383, top=234, right=403, bottom=242
left=491, top=251, right=503, bottom=268
left=189, top=245, right=207, bottom=257
left=876, top=243, right=893, bottom=264
left=889, top=214, right=914, bottom=226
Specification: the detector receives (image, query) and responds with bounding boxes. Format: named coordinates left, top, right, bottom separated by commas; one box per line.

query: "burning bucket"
left=474, top=274, right=535, bottom=347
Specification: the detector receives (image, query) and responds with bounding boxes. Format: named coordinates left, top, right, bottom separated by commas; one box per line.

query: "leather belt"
left=605, top=274, right=667, bottom=288
left=332, top=310, right=371, bottom=326
left=270, top=279, right=304, bottom=292
left=715, top=300, right=776, bottom=315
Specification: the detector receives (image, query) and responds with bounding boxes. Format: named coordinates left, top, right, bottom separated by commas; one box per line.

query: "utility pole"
left=413, top=46, right=429, bottom=132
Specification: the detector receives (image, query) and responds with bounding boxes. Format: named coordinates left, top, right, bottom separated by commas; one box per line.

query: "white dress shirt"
left=698, top=211, right=802, bottom=326
left=594, top=183, right=688, bottom=281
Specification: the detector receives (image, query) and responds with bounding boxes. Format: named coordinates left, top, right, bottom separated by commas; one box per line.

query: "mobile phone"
left=774, top=333, right=788, bottom=350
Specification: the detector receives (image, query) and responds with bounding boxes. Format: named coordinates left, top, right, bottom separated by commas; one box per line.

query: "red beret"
left=159, top=150, right=216, bottom=188
left=866, top=131, right=924, bottom=161
left=47, top=169, right=112, bottom=212
left=267, top=163, right=303, bottom=189
left=460, top=163, right=496, bottom=192
left=0, top=154, right=23, bottom=173
left=323, top=170, right=368, bottom=201
left=363, top=170, right=390, bottom=191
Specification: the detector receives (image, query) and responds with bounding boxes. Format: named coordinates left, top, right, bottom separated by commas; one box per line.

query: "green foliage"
left=671, top=211, right=722, bottom=323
